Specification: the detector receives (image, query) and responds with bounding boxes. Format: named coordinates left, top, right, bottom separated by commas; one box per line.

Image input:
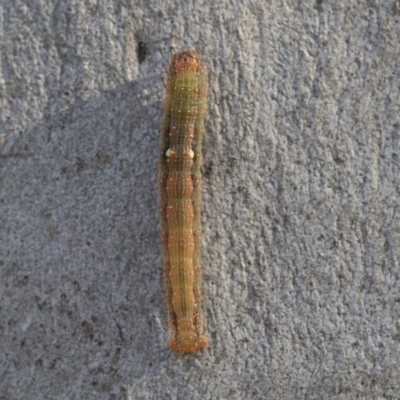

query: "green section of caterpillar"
left=158, top=50, right=208, bottom=353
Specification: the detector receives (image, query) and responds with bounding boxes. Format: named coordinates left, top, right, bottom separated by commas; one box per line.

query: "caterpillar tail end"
left=168, top=335, right=209, bottom=354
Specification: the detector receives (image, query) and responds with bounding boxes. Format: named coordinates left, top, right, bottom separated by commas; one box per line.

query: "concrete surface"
left=1, top=1, right=400, bottom=399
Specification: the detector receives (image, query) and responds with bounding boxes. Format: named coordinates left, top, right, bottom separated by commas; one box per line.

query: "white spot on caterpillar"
left=166, top=148, right=176, bottom=157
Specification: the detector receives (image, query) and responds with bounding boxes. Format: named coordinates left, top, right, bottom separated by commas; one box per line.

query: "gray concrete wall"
left=1, top=1, right=400, bottom=399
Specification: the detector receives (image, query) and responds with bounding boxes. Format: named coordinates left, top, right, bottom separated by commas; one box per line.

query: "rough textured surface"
left=1, top=1, right=400, bottom=399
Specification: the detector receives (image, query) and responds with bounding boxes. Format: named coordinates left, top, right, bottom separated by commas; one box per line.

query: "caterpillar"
left=158, top=50, right=208, bottom=353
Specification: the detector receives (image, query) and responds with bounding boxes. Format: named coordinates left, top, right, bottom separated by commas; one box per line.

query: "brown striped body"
left=158, top=51, right=208, bottom=353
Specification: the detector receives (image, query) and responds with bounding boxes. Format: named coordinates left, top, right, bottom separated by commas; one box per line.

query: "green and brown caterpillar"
left=158, top=50, right=208, bottom=353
